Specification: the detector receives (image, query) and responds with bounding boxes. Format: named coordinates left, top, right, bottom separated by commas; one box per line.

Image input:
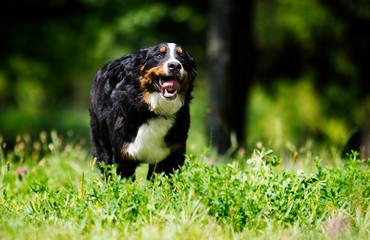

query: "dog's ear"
left=186, top=51, right=197, bottom=80
left=132, top=46, right=151, bottom=74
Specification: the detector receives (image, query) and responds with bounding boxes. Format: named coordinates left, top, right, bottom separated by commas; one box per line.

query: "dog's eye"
left=177, top=51, right=186, bottom=60
left=178, top=53, right=185, bottom=60
left=156, top=53, right=164, bottom=59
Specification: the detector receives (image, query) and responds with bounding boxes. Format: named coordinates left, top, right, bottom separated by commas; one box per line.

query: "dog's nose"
left=167, top=62, right=182, bottom=73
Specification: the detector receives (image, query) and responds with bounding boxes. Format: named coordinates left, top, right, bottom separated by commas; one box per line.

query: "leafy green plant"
left=0, top=134, right=369, bottom=239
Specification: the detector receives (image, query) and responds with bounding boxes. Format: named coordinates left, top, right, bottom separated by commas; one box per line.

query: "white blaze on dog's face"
left=138, top=42, right=196, bottom=116
left=162, top=43, right=184, bottom=78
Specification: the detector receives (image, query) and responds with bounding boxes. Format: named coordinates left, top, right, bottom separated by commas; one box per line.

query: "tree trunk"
left=206, top=0, right=255, bottom=153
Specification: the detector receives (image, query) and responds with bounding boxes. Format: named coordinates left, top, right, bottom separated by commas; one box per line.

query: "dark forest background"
left=1, top=0, right=369, bottom=159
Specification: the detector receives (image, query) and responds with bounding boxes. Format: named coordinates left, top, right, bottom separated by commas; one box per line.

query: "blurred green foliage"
left=0, top=0, right=369, bottom=155
left=249, top=0, right=370, bottom=155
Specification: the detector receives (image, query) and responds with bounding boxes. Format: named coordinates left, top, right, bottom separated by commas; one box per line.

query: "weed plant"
left=0, top=132, right=369, bottom=239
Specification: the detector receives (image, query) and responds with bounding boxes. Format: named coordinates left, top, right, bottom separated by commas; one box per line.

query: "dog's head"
left=133, top=42, right=197, bottom=115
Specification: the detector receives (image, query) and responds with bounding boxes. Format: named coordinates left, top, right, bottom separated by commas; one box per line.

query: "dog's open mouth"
left=154, top=76, right=181, bottom=100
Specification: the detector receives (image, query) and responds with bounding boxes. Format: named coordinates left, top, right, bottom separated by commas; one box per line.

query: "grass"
left=0, top=131, right=369, bottom=239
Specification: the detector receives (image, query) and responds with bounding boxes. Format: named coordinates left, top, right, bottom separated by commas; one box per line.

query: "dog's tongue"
left=161, top=80, right=181, bottom=98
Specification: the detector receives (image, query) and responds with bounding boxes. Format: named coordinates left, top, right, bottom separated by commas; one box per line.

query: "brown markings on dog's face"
left=177, top=70, right=190, bottom=99
left=140, top=66, right=192, bottom=103
left=140, top=65, right=167, bottom=104
left=160, top=46, right=166, bottom=53
left=140, top=62, right=147, bottom=72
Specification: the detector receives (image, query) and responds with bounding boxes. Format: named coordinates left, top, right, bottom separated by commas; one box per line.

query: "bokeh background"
left=1, top=0, right=369, bottom=161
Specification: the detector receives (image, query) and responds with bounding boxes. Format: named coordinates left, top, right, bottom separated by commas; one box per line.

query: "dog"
left=90, top=42, right=197, bottom=180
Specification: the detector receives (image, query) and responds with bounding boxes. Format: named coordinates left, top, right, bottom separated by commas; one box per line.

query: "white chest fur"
left=127, top=117, right=174, bottom=164
left=148, top=92, right=184, bottom=116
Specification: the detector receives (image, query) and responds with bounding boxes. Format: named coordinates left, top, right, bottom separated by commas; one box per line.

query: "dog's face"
left=133, top=43, right=197, bottom=115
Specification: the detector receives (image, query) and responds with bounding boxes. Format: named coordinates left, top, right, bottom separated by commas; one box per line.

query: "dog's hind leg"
left=90, top=110, right=113, bottom=167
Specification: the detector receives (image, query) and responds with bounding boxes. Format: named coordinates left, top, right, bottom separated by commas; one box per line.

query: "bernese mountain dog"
left=90, top=42, right=197, bottom=180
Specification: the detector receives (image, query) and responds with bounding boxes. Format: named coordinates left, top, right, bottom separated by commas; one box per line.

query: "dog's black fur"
left=90, top=43, right=197, bottom=180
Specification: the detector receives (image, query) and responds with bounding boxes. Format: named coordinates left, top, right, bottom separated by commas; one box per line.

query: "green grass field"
left=0, top=131, right=369, bottom=239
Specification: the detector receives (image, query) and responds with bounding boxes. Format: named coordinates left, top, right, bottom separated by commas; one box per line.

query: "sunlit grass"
left=0, top=132, right=368, bottom=239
